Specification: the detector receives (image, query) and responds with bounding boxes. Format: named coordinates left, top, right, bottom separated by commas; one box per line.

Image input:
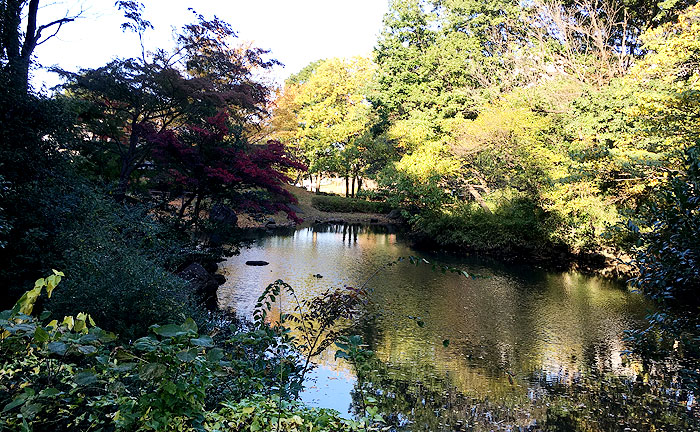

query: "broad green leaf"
left=3, top=396, right=26, bottom=412
left=181, top=318, right=198, bottom=333
left=139, top=363, right=166, bottom=381
left=74, top=371, right=97, bottom=386
left=133, top=337, right=158, bottom=352
left=39, top=388, right=61, bottom=397
left=190, top=335, right=213, bottom=347
left=206, top=348, right=224, bottom=362
left=47, top=341, right=67, bottom=356
left=33, top=327, right=50, bottom=344
left=152, top=324, right=186, bottom=338
left=176, top=349, right=198, bottom=363
left=77, top=345, right=97, bottom=355
left=20, top=403, right=43, bottom=420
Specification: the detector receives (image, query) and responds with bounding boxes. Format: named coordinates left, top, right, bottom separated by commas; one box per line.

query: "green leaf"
left=77, top=345, right=97, bottom=355
left=241, top=406, right=255, bottom=414
left=79, top=333, right=98, bottom=343
left=206, top=348, right=224, bottom=362
left=39, top=388, right=61, bottom=398
left=139, top=363, right=166, bottom=381
left=33, top=327, right=50, bottom=344
left=176, top=349, right=198, bottom=363
left=162, top=380, right=177, bottom=395
left=75, top=371, right=97, bottom=386
left=181, top=318, right=198, bottom=334
left=152, top=324, right=187, bottom=338
left=133, top=337, right=158, bottom=352
left=113, top=362, right=137, bottom=373
left=20, top=403, right=43, bottom=420
left=190, top=335, right=213, bottom=347
left=3, top=396, right=26, bottom=412
left=47, top=341, right=67, bottom=356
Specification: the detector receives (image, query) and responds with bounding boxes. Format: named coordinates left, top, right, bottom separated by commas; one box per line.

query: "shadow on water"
left=218, top=223, right=699, bottom=431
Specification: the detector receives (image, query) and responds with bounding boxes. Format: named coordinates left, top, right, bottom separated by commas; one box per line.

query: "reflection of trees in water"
left=540, top=370, right=700, bottom=431
left=348, top=355, right=544, bottom=431
left=348, top=352, right=700, bottom=431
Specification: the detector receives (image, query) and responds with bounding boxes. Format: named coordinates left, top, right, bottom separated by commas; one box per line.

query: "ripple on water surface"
left=218, top=224, right=651, bottom=429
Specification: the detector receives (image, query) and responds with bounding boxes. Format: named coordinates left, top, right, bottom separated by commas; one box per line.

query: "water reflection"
left=218, top=224, right=655, bottom=430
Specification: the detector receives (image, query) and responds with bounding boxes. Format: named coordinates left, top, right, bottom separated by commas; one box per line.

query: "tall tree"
left=0, top=0, right=79, bottom=94
left=372, top=0, right=526, bottom=122
left=59, top=12, right=275, bottom=201
left=291, top=57, right=375, bottom=195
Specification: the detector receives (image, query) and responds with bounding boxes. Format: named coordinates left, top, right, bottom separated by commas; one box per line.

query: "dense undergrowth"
left=311, top=195, right=391, bottom=214
left=0, top=275, right=379, bottom=431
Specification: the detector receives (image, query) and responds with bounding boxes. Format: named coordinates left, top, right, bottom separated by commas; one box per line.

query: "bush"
left=205, top=397, right=373, bottom=431
left=311, top=195, right=390, bottom=214
left=414, top=197, right=562, bottom=258
left=38, top=183, right=205, bottom=340
left=0, top=274, right=310, bottom=431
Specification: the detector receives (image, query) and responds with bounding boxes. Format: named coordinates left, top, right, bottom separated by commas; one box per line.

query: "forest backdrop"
left=1, top=0, right=699, bottom=430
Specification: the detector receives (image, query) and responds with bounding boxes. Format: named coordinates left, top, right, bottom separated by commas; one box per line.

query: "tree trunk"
left=351, top=176, right=356, bottom=198
left=115, top=158, right=135, bottom=202
left=315, top=173, right=321, bottom=193
left=357, top=177, right=363, bottom=194
left=2, top=0, right=75, bottom=95
left=192, top=192, right=203, bottom=229
left=345, top=175, right=350, bottom=198
left=467, top=184, right=492, bottom=214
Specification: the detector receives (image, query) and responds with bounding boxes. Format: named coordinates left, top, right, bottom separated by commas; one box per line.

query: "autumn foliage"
left=150, top=111, right=306, bottom=223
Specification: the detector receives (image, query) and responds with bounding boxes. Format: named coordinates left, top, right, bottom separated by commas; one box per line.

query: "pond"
left=217, top=224, right=687, bottom=431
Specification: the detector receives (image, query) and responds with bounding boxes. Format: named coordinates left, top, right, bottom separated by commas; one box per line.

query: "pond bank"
left=234, top=186, right=634, bottom=281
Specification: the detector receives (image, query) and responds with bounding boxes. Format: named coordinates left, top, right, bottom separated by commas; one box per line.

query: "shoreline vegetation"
left=236, top=186, right=635, bottom=280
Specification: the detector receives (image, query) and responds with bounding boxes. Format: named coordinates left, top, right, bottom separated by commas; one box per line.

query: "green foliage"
left=311, top=195, right=390, bottom=214
left=413, top=197, right=562, bottom=257
left=205, top=396, right=374, bottom=431
left=37, top=183, right=203, bottom=340
left=372, top=0, right=525, bottom=120
left=281, top=57, right=376, bottom=182
left=0, top=273, right=315, bottom=431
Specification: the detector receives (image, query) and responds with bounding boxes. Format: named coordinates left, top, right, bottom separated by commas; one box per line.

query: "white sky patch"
left=30, top=0, right=389, bottom=92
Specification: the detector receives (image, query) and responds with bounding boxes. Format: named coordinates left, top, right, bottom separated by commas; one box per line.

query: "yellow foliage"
left=395, top=141, right=459, bottom=181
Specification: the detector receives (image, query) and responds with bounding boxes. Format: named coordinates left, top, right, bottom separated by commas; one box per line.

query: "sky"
left=31, top=0, right=389, bottom=91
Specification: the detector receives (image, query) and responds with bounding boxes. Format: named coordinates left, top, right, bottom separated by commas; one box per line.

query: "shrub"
left=205, top=396, right=373, bottom=431
left=311, top=195, right=390, bottom=214
left=41, top=183, right=204, bottom=340
left=0, top=273, right=309, bottom=431
left=414, top=197, right=562, bottom=257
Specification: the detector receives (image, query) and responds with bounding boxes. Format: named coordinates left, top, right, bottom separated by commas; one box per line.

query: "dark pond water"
left=218, top=224, right=667, bottom=430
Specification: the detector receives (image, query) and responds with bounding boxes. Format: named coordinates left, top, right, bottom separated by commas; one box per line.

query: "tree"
left=372, top=0, right=527, bottom=122
left=150, top=111, right=306, bottom=225
left=279, top=57, right=375, bottom=195
left=0, top=0, right=79, bottom=94
left=528, top=0, right=697, bottom=86
left=59, top=11, right=277, bottom=202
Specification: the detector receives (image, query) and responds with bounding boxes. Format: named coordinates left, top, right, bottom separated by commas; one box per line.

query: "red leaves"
left=149, top=110, right=305, bottom=221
